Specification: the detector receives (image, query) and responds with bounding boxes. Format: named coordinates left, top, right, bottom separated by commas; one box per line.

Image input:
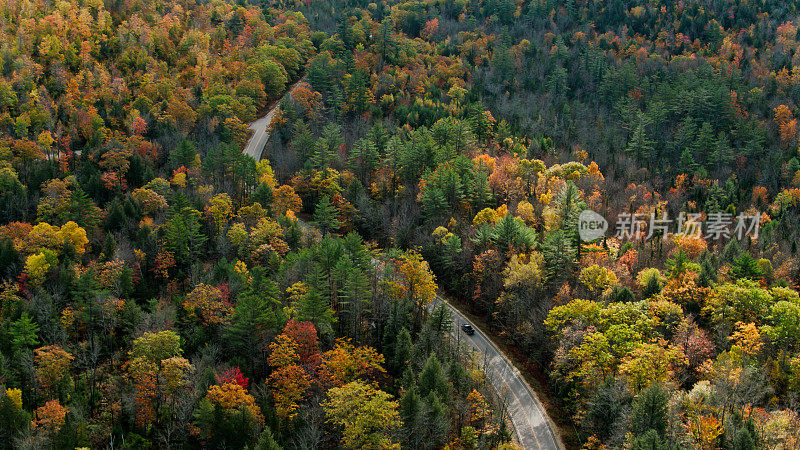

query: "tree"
left=400, top=386, right=422, bottom=447
left=493, top=214, right=537, bottom=253
left=761, top=301, right=800, bottom=355
left=183, top=283, right=232, bottom=327
left=57, top=221, right=89, bottom=256
left=31, top=400, right=68, bottom=435
left=25, top=251, right=52, bottom=286
left=195, top=382, right=264, bottom=447
left=314, top=196, right=341, bottom=234
left=34, top=345, right=74, bottom=393
left=131, top=331, right=182, bottom=363
left=420, top=391, right=450, bottom=447
left=0, top=388, right=30, bottom=445
left=542, top=230, right=575, bottom=281
left=322, top=380, right=401, bottom=449
left=348, top=138, right=379, bottom=183
left=338, top=261, right=371, bottom=341
left=706, top=280, right=773, bottom=330
left=391, top=251, right=437, bottom=327
left=254, top=427, right=283, bottom=450
left=204, top=382, right=263, bottom=424
left=418, top=354, right=450, bottom=401
left=268, top=333, right=311, bottom=419
left=619, top=341, right=680, bottom=392
left=205, top=193, right=234, bottom=231
left=126, top=331, right=190, bottom=428
left=319, top=339, right=386, bottom=388
left=626, top=112, right=655, bottom=161
left=282, top=320, right=321, bottom=365
left=224, top=274, right=281, bottom=376
left=579, top=265, right=619, bottom=297
left=272, top=185, right=302, bottom=216
left=10, top=312, right=40, bottom=351
left=631, top=429, right=667, bottom=450
left=630, top=383, right=669, bottom=437
left=163, top=207, right=207, bottom=270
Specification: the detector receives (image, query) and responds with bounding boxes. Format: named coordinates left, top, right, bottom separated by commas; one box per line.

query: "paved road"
left=243, top=79, right=305, bottom=161
left=432, top=297, right=562, bottom=450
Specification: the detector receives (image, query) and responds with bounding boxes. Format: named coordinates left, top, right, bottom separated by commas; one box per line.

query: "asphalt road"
left=433, top=297, right=562, bottom=450
left=243, top=79, right=305, bottom=161
left=243, top=108, right=281, bottom=161
left=244, top=81, right=561, bottom=450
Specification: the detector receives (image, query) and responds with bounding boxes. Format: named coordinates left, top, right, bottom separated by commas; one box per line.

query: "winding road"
left=241, top=82, right=562, bottom=450
left=243, top=79, right=306, bottom=162
left=433, top=297, right=562, bottom=450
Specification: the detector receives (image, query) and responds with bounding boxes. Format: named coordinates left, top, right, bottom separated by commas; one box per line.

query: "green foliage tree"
left=630, top=383, right=669, bottom=438
left=314, top=196, right=341, bottom=235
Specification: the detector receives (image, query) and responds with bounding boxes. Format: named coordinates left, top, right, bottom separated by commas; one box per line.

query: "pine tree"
left=542, top=230, right=575, bottom=282
left=337, top=256, right=370, bottom=341
left=9, top=312, right=39, bottom=351
left=393, top=327, right=414, bottom=372
left=164, top=207, right=207, bottom=270
left=314, top=196, right=341, bottom=235
left=224, top=277, right=281, bottom=377
left=626, top=113, right=655, bottom=161
left=349, top=138, right=379, bottom=183
left=421, top=391, right=449, bottom=448
left=400, top=385, right=422, bottom=447
left=254, top=427, right=283, bottom=450
left=557, top=181, right=586, bottom=258
left=630, top=383, right=669, bottom=437
left=421, top=187, right=448, bottom=223
left=418, top=355, right=449, bottom=401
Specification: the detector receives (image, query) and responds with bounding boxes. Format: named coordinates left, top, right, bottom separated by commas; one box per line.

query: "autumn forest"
left=2, top=0, right=800, bottom=448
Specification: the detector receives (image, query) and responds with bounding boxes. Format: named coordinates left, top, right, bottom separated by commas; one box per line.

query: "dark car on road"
left=461, top=323, right=475, bottom=335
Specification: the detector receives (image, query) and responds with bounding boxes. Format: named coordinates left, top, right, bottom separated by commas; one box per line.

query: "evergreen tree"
left=393, top=327, right=414, bottom=372
left=9, top=312, right=39, bottom=352
left=400, top=386, right=422, bottom=447
left=254, top=427, right=283, bottom=450
left=421, top=391, right=449, bottom=448
left=626, top=113, right=655, bottom=161
left=337, top=256, right=370, bottom=341
left=732, top=426, right=756, bottom=450
left=314, top=196, right=341, bottom=235
left=418, top=355, right=450, bottom=401
left=631, top=429, right=667, bottom=450
left=630, top=383, right=669, bottom=437
left=349, top=138, right=379, bottom=183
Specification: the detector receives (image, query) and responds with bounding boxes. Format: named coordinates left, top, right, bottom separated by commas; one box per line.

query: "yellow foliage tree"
left=322, top=380, right=401, bottom=449
left=516, top=200, right=536, bottom=225
left=206, top=382, right=264, bottom=424
left=205, top=193, right=234, bottom=231
left=34, top=345, right=74, bottom=391
left=273, top=185, right=302, bottom=216
left=618, top=340, right=681, bottom=392
left=256, top=160, right=277, bottom=189
left=182, top=283, right=232, bottom=327
left=57, top=221, right=88, bottom=256
left=25, top=251, right=52, bottom=286
left=578, top=264, right=619, bottom=296
left=473, top=207, right=501, bottom=226
left=392, top=251, right=437, bottom=321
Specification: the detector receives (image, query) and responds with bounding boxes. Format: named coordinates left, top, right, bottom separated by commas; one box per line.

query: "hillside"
left=1, top=0, right=800, bottom=448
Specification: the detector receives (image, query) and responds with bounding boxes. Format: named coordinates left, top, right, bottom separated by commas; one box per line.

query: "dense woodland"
left=3, top=0, right=800, bottom=448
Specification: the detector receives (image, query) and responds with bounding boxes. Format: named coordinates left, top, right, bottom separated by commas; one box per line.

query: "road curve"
left=433, top=297, right=562, bottom=450
left=243, top=79, right=306, bottom=161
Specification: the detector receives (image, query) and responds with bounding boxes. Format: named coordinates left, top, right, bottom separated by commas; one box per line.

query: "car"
left=461, top=323, right=475, bottom=335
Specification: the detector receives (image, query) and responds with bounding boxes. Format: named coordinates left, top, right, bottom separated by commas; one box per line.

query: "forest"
left=2, top=0, right=800, bottom=448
